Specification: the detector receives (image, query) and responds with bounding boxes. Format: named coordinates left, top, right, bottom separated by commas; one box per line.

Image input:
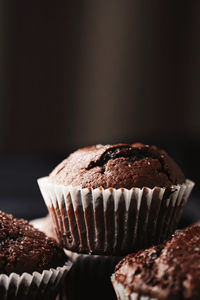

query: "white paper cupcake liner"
left=38, top=177, right=194, bottom=255
left=60, top=250, right=121, bottom=300
left=0, top=262, right=72, bottom=300
left=111, top=275, right=157, bottom=300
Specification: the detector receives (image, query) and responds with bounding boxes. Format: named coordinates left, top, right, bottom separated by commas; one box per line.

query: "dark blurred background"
left=1, top=1, right=200, bottom=224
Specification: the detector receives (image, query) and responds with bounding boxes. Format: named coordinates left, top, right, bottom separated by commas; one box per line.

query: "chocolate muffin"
left=0, top=210, right=66, bottom=275
left=0, top=211, right=72, bottom=300
left=49, top=143, right=185, bottom=189
left=38, top=143, right=194, bottom=255
left=112, top=223, right=200, bottom=300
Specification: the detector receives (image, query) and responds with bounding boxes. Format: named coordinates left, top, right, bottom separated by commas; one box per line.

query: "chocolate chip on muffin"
left=49, top=143, right=185, bottom=189
left=112, top=223, right=200, bottom=300
left=0, top=210, right=66, bottom=275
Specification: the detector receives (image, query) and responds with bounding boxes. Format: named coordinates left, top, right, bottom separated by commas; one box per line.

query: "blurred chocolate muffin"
left=38, top=143, right=194, bottom=255
left=112, top=223, right=200, bottom=300
left=0, top=210, right=66, bottom=275
left=50, top=143, right=185, bottom=189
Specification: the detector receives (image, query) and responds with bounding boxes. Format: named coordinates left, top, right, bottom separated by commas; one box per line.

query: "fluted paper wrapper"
left=0, top=263, right=72, bottom=300
left=64, top=249, right=121, bottom=274
left=60, top=250, right=121, bottom=300
left=38, top=177, right=194, bottom=255
left=111, top=275, right=156, bottom=300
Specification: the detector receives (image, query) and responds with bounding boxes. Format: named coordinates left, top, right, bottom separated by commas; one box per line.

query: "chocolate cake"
left=49, top=143, right=185, bottom=189
left=0, top=211, right=66, bottom=275
left=113, top=223, right=200, bottom=300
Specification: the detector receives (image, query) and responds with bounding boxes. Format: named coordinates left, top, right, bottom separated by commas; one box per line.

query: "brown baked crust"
left=0, top=211, right=66, bottom=275
left=49, top=143, right=185, bottom=189
left=114, top=223, right=200, bottom=300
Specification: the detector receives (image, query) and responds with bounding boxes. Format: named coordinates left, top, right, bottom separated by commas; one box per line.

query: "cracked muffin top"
left=49, top=143, right=185, bottom=189
left=114, top=223, right=200, bottom=300
left=0, top=211, right=66, bottom=275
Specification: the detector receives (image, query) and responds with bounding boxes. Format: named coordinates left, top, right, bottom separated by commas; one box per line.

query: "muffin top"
left=114, top=223, right=200, bottom=300
left=0, top=211, right=66, bottom=275
left=50, top=143, right=185, bottom=189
